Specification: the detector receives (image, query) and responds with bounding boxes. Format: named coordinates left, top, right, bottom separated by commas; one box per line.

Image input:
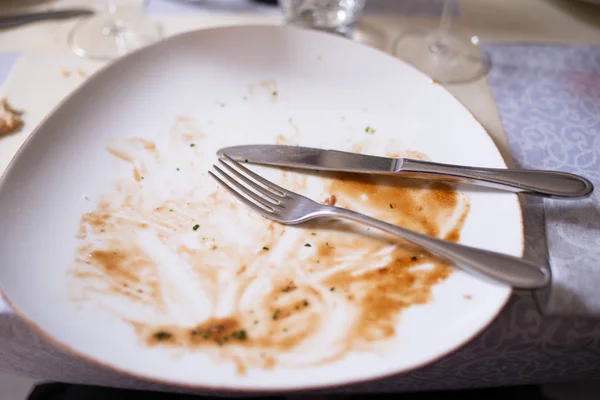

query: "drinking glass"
left=392, top=0, right=489, bottom=84
left=279, top=0, right=366, bottom=37
left=68, top=0, right=162, bottom=60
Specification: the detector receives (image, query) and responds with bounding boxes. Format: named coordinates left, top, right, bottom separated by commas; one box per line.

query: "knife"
left=217, top=145, right=593, bottom=199
left=0, top=8, right=94, bottom=30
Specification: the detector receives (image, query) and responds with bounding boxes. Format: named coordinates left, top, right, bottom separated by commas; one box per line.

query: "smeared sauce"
left=248, top=80, right=278, bottom=102
left=71, top=120, right=470, bottom=375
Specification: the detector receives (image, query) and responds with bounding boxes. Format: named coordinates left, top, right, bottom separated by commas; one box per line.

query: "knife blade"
left=216, top=144, right=594, bottom=199
left=217, top=145, right=400, bottom=174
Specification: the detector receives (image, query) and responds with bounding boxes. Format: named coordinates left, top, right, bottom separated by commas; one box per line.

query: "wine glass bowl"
left=68, top=0, right=162, bottom=60
left=392, top=0, right=489, bottom=84
left=279, top=0, right=366, bottom=37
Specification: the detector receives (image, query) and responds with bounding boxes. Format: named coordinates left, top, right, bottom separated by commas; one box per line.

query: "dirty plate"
left=0, top=26, right=521, bottom=392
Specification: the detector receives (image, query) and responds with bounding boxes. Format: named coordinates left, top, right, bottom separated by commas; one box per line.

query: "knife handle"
left=0, top=9, right=93, bottom=31
left=398, top=159, right=593, bottom=199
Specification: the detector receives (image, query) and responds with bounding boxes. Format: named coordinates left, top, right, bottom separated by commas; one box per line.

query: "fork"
left=209, top=155, right=549, bottom=289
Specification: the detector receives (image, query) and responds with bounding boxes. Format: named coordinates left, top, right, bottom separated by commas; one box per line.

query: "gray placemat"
left=484, top=44, right=600, bottom=317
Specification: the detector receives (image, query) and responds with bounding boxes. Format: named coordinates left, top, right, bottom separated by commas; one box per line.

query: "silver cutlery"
left=209, top=154, right=549, bottom=289
left=218, top=145, right=593, bottom=199
left=0, top=8, right=94, bottom=30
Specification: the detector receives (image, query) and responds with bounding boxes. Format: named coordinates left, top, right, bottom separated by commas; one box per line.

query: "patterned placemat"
left=484, top=44, right=600, bottom=317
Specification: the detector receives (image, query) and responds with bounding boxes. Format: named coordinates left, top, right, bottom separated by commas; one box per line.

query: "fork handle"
left=329, top=207, right=549, bottom=289
left=399, top=159, right=593, bottom=199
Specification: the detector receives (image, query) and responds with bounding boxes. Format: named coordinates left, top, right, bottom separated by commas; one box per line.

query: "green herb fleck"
left=231, top=330, right=247, bottom=340
left=365, top=126, right=375, bottom=134
left=140, top=176, right=145, bottom=180
left=330, top=287, right=335, bottom=291
left=304, top=243, right=312, bottom=247
left=193, top=224, right=200, bottom=231
left=169, top=209, right=173, bottom=212
left=272, top=309, right=281, bottom=320
left=311, top=233, right=316, bottom=236
left=411, top=256, right=418, bottom=261
left=272, top=91, right=278, bottom=96
left=176, top=168, right=180, bottom=171
left=153, top=331, right=172, bottom=341
left=389, top=204, right=394, bottom=209
left=244, top=159, right=249, bottom=163
left=190, top=143, right=195, bottom=147
left=262, top=246, right=270, bottom=251
left=303, top=300, right=309, bottom=307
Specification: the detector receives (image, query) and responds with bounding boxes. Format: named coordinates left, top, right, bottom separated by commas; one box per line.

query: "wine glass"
left=392, top=0, right=489, bottom=84
left=68, top=0, right=162, bottom=60
left=279, top=0, right=366, bottom=37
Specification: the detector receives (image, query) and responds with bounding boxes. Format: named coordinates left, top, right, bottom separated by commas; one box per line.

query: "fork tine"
left=211, top=165, right=276, bottom=212
left=218, top=159, right=281, bottom=204
left=221, top=154, right=289, bottom=196
left=209, top=171, right=276, bottom=219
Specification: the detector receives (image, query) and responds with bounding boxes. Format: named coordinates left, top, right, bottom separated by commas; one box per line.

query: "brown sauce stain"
left=275, top=134, right=291, bottom=145
left=72, top=127, right=470, bottom=375
left=138, top=172, right=468, bottom=370
left=325, top=173, right=462, bottom=237
left=74, top=203, right=162, bottom=304
left=169, top=116, right=205, bottom=146
left=236, top=265, right=247, bottom=275
left=260, top=81, right=278, bottom=102
left=306, top=169, right=469, bottom=347
left=325, top=252, right=450, bottom=343
left=288, top=118, right=299, bottom=136
left=147, top=317, right=244, bottom=347
left=247, top=80, right=278, bottom=102
left=128, top=138, right=156, bottom=151
left=133, top=167, right=141, bottom=182
left=106, top=147, right=133, bottom=163
left=322, top=194, right=337, bottom=206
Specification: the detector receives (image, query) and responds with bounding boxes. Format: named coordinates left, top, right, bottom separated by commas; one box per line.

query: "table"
left=0, top=0, right=599, bottom=394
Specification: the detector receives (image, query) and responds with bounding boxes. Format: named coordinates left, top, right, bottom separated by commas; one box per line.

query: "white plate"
left=0, top=26, right=521, bottom=392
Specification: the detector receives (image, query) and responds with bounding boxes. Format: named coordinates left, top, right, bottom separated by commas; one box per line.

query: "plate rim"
left=0, top=24, right=522, bottom=393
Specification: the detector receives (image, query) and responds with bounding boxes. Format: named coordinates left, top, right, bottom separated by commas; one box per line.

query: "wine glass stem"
left=102, top=0, right=126, bottom=37
left=106, top=0, right=117, bottom=15
left=430, top=0, right=452, bottom=54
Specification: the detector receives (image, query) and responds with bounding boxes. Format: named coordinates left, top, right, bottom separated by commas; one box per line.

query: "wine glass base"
left=351, top=22, right=387, bottom=51
left=69, top=14, right=163, bottom=60
left=392, top=32, right=490, bottom=84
